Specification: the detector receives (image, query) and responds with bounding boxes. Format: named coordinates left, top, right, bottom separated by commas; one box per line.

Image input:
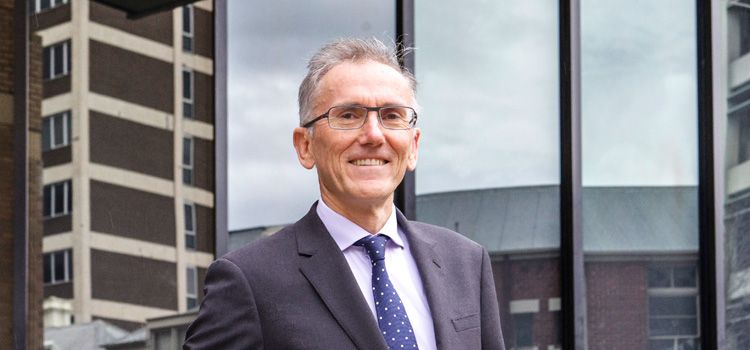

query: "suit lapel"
left=396, top=210, right=453, bottom=350
left=295, top=204, right=388, bottom=350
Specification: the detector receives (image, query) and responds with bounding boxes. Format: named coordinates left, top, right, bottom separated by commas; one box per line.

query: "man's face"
left=293, top=60, right=420, bottom=209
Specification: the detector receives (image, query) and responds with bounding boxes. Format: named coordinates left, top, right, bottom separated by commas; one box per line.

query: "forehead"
left=314, top=60, right=413, bottom=109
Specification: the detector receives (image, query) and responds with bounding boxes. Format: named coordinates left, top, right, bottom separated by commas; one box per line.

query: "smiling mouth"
left=350, top=159, right=388, bottom=166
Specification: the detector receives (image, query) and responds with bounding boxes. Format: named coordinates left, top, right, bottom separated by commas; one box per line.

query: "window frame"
left=647, top=265, right=701, bottom=348
left=34, top=0, right=68, bottom=14
left=186, top=266, right=198, bottom=310
left=183, top=136, right=194, bottom=185
left=184, top=201, right=197, bottom=250
left=43, top=180, right=72, bottom=218
left=182, top=68, right=194, bottom=119
left=42, top=111, right=71, bottom=151
left=182, top=4, right=194, bottom=53
left=43, top=40, right=71, bottom=81
left=43, top=249, right=72, bottom=285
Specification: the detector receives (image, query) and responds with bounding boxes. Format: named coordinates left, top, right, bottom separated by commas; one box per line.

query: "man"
left=184, top=38, right=504, bottom=350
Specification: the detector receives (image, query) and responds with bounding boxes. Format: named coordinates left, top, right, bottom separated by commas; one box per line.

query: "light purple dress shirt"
left=316, top=199, right=437, bottom=350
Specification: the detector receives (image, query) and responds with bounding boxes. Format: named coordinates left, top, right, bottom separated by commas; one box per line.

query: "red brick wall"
left=493, top=257, right=561, bottom=349
left=0, top=1, right=17, bottom=346
left=0, top=0, right=44, bottom=346
left=586, top=261, right=649, bottom=350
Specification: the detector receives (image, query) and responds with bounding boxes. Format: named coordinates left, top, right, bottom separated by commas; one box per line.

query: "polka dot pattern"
left=355, top=235, right=419, bottom=350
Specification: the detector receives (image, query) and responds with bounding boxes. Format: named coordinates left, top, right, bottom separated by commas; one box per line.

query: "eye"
left=338, top=112, right=357, bottom=120
left=381, top=109, right=405, bottom=121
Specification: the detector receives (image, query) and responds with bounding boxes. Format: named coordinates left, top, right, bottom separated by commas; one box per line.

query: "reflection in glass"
left=726, top=3, right=750, bottom=349
left=228, top=0, right=394, bottom=229
left=415, top=1, right=560, bottom=348
left=581, top=0, right=698, bottom=348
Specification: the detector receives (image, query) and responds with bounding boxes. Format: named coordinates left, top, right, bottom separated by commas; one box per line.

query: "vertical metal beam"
left=697, top=0, right=724, bottom=348
left=559, top=0, right=586, bottom=349
left=12, top=0, right=29, bottom=348
left=214, top=0, right=228, bottom=258
left=395, top=0, right=416, bottom=220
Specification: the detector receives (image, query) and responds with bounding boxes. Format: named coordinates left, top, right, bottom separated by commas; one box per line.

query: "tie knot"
left=354, top=234, right=389, bottom=261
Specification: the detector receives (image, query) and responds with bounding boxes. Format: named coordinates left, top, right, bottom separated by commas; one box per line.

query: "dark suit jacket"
left=184, top=203, right=505, bottom=350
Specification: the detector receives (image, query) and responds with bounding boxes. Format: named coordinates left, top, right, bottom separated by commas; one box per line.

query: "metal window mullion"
left=213, top=0, right=228, bottom=258
left=696, top=0, right=724, bottom=349
left=395, top=0, right=416, bottom=219
left=63, top=180, right=69, bottom=214
left=560, top=0, right=586, bottom=349
left=63, top=250, right=69, bottom=282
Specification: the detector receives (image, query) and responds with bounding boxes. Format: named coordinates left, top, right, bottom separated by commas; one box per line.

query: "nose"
left=357, top=111, right=385, bottom=145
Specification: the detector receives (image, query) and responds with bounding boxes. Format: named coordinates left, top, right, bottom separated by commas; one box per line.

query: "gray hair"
left=298, top=37, right=417, bottom=126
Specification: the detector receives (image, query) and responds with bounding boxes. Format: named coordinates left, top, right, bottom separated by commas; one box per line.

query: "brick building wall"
left=586, top=261, right=649, bottom=350
left=0, top=0, right=44, bottom=347
left=493, top=256, right=561, bottom=349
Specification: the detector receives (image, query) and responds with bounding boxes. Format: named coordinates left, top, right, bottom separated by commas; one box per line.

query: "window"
left=43, top=180, right=71, bottom=218
left=739, top=114, right=750, bottom=163
left=512, top=313, right=534, bottom=348
left=184, top=202, right=196, bottom=249
left=34, top=0, right=67, bottom=13
left=182, top=5, right=194, bottom=53
left=182, top=69, right=194, bottom=118
left=43, top=250, right=72, bottom=285
left=648, top=265, right=700, bottom=350
left=186, top=266, right=198, bottom=310
left=43, top=40, right=70, bottom=80
left=183, top=136, right=194, bottom=185
left=42, top=111, right=71, bottom=151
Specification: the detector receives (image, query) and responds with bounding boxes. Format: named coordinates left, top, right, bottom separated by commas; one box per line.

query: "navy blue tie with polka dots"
left=355, top=234, right=419, bottom=349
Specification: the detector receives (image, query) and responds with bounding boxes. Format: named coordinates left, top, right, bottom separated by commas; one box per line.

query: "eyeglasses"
left=302, top=105, right=418, bottom=130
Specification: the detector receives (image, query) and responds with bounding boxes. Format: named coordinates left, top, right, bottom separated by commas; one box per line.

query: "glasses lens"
left=328, top=106, right=367, bottom=129
left=380, top=107, right=414, bottom=129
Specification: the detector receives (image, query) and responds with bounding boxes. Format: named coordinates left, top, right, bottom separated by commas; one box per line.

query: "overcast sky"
left=227, top=0, right=698, bottom=230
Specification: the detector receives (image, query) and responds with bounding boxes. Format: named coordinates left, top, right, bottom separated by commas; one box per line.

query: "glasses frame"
left=302, top=105, right=418, bottom=130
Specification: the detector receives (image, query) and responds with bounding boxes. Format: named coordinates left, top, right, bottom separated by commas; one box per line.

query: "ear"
left=406, top=128, right=420, bottom=171
left=293, top=127, right=316, bottom=169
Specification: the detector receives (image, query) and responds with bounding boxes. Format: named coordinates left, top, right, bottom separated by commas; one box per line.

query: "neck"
left=320, top=193, right=393, bottom=234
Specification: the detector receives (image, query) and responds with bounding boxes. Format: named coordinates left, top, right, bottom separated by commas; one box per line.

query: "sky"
left=227, top=0, right=698, bottom=230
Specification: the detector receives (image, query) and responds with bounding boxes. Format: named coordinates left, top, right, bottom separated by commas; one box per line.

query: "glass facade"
left=413, top=1, right=560, bottom=348
left=580, top=0, right=699, bottom=349
left=224, top=1, right=737, bottom=348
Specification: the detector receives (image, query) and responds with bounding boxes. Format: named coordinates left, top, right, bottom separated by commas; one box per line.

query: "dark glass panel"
left=53, top=113, right=64, bottom=147
left=43, top=253, right=52, bottom=283
left=649, top=318, right=698, bottom=337
left=184, top=204, right=194, bottom=231
left=43, top=185, right=51, bottom=217
left=649, top=296, right=697, bottom=316
left=43, top=46, right=51, bottom=80
left=53, top=44, right=63, bottom=76
left=42, top=117, right=51, bottom=151
left=54, top=182, right=64, bottom=215
left=54, top=251, right=66, bottom=282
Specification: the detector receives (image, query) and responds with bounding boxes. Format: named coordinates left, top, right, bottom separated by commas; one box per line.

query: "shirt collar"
left=316, top=199, right=404, bottom=251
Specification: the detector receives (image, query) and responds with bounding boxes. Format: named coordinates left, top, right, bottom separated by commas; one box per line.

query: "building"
left=417, top=186, right=699, bottom=350
left=725, top=2, right=750, bottom=349
left=0, top=0, right=44, bottom=347
left=34, top=0, right=218, bottom=330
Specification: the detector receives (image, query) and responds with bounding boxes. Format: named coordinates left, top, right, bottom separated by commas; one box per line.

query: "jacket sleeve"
left=480, top=247, right=506, bottom=350
left=183, top=258, right=263, bottom=350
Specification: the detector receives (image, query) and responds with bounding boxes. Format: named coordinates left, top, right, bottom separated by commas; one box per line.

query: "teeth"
left=351, top=159, right=386, bottom=166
